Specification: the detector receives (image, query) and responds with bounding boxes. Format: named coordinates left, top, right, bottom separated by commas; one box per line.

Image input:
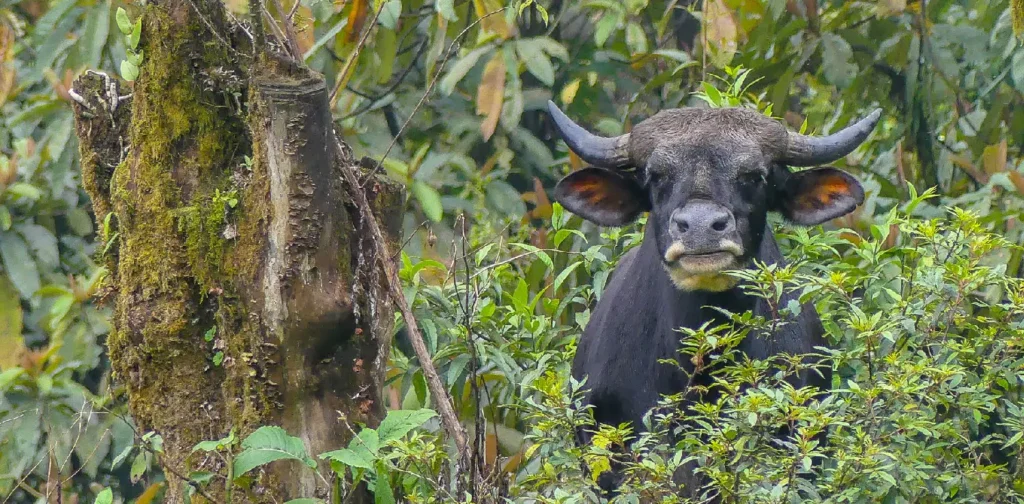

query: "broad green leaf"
left=553, top=261, right=582, bottom=292
left=82, top=0, right=111, bottom=67
left=410, top=181, right=443, bottom=222
left=375, top=27, right=397, bottom=84
left=116, top=7, right=132, bottom=35
left=515, top=39, right=555, bottom=86
left=821, top=33, right=857, bottom=88
left=233, top=425, right=317, bottom=478
left=594, top=14, right=618, bottom=47
left=377, top=409, right=438, bottom=442
left=319, top=429, right=380, bottom=469
left=0, top=231, right=40, bottom=299
left=19, top=224, right=58, bottom=269
left=377, top=0, right=402, bottom=30
left=121, top=60, right=140, bottom=82
left=111, top=445, right=133, bottom=469
left=192, top=429, right=235, bottom=453
left=6, top=182, right=42, bottom=200
left=130, top=452, right=148, bottom=483
left=439, top=46, right=491, bottom=95
left=436, top=0, right=458, bottom=21
left=303, top=18, right=347, bottom=62
left=0, top=276, right=24, bottom=370
left=374, top=460, right=396, bottom=504
left=94, top=488, right=113, bottom=504
left=625, top=22, right=648, bottom=55
left=129, top=18, right=142, bottom=50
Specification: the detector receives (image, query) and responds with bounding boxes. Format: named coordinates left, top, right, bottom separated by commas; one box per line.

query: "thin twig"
left=329, top=1, right=389, bottom=107
left=184, top=0, right=247, bottom=58
left=359, top=7, right=508, bottom=187
left=340, top=37, right=430, bottom=121
left=333, top=135, right=471, bottom=462
left=269, top=0, right=302, bottom=59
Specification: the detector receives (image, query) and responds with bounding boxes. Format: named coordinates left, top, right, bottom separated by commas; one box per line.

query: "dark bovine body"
left=571, top=222, right=831, bottom=493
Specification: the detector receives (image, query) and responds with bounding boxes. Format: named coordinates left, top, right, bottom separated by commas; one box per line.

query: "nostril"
left=679, top=220, right=689, bottom=233
left=711, top=219, right=728, bottom=232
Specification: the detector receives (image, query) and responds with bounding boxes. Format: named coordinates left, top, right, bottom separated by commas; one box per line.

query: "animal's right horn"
left=547, top=100, right=631, bottom=169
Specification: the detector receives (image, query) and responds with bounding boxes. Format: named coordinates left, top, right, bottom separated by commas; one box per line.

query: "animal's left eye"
left=739, top=172, right=764, bottom=186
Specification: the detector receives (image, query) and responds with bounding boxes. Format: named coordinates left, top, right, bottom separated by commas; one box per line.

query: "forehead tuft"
left=627, top=107, right=786, bottom=166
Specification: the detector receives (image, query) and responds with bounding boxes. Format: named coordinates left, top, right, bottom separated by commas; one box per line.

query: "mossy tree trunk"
left=70, top=0, right=401, bottom=501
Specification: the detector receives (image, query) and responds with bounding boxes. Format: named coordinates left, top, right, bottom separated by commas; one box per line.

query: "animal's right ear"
left=553, top=167, right=650, bottom=227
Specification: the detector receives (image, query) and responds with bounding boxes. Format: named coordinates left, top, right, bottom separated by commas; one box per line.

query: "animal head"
left=548, top=101, right=881, bottom=292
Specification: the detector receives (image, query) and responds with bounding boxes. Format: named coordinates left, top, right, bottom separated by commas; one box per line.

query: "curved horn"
left=782, top=108, right=883, bottom=166
left=547, top=100, right=631, bottom=169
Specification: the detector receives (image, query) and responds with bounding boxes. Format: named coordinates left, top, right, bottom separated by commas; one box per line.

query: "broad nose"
left=671, top=201, right=735, bottom=237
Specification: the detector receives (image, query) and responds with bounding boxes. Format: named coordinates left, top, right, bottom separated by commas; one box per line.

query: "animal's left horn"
left=547, top=100, right=631, bottom=169
left=781, top=108, right=883, bottom=167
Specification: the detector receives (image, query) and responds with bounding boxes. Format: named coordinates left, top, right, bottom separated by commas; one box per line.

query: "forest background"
left=5, top=0, right=1024, bottom=502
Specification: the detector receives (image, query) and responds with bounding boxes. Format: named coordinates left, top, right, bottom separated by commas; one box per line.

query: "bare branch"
left=333, top=135, right=471, bottom=463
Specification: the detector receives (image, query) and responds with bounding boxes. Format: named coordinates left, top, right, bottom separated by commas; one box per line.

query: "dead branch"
left=333, top=136, right=470, bottom=463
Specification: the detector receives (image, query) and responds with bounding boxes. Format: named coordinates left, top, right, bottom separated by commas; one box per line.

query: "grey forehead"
left=645, top=140, right=767, bottom=173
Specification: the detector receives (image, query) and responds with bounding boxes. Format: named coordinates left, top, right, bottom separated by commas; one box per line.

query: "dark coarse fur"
left=549, top=102, right=879, bottom=499
left=572, top=223, right=831, bottom=496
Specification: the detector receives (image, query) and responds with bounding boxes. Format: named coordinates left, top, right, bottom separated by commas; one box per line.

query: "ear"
left=553, top=167, right=650, bottom=227
left=776, top=167, right=865, bottom=226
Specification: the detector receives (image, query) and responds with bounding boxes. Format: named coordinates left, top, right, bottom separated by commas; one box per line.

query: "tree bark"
left=70, top=0, right=401, bottom=501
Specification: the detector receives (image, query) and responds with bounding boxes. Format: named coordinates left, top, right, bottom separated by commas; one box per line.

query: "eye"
left=739, top=171, right=765, bottom=187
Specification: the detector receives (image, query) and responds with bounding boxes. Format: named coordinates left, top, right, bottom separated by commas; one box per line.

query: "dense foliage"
left=4, top=0, right=1024, bottom=501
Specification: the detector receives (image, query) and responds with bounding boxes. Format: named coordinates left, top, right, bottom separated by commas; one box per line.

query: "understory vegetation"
left=5, top=0, right=1024, bottom=502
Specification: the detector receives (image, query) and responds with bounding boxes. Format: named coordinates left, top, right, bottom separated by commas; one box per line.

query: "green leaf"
left=510, top=242, right=553, bottom=271
left=204, top=326, right=216, bottom=342
left=377, top=0, right=402, bottom=30
left=436, top=0, right=458, bottom=21
left=303, top=18, right=347, bottom=61
left=94, top=488, right=113, bottom=504
left=377, top=409, right=437, bottom=442
left=516, top=39, right=555, bottom=86
left=594, top=15, right=619, bottom=47
left=410, top=181, right=443, bottom=222
left=128, top=17, right=142, bottom=50
left=121, top=60, right=140, bottom=81
left=233, top=426, right=317, bottom=478
left=6, top=182, right=42, bottom=200
left=625, top=22, right=648, bottom=54
left=127, top=49, right=144, bottom=66
left=130, top=452, right=148, bottom=483
left=192, top=429, right=235, bottom=453
left=111, top=445, right=133, bottom=469
left=82, top=0, right=111, bottom=67
left=319, top=429, right=380, bottom=469
left=116, top=7, right=132, bottom=35
left=19, top=224, right=59, bottom=269
left=820, top=33, right=857, bottom=88
left=0, top=231, right=40, bottom=299
left=553, top=261, right=582, bottom=292
left=374, top=460, right=396, bottom=504
left=212, top=351, right=224, bottom=366
left=439, top=45, right=491, bottom=95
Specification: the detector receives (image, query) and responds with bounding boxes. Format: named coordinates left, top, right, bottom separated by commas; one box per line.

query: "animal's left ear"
left=775, top=167, right=865, bottom=226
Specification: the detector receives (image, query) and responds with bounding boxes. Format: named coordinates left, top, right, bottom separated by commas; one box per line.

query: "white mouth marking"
left=662, top=240, right=745, bottom=292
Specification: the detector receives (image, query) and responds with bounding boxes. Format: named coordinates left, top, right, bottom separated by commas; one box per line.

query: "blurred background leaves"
left=6, top=0, right=1024, bottom=500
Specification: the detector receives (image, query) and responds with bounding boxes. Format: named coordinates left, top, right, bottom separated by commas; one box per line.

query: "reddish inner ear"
left=795, top=173, right=854, bottom=209
left=783, top=168, right=864, bottom=225
left=553, top=168, right=649, bottom=227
